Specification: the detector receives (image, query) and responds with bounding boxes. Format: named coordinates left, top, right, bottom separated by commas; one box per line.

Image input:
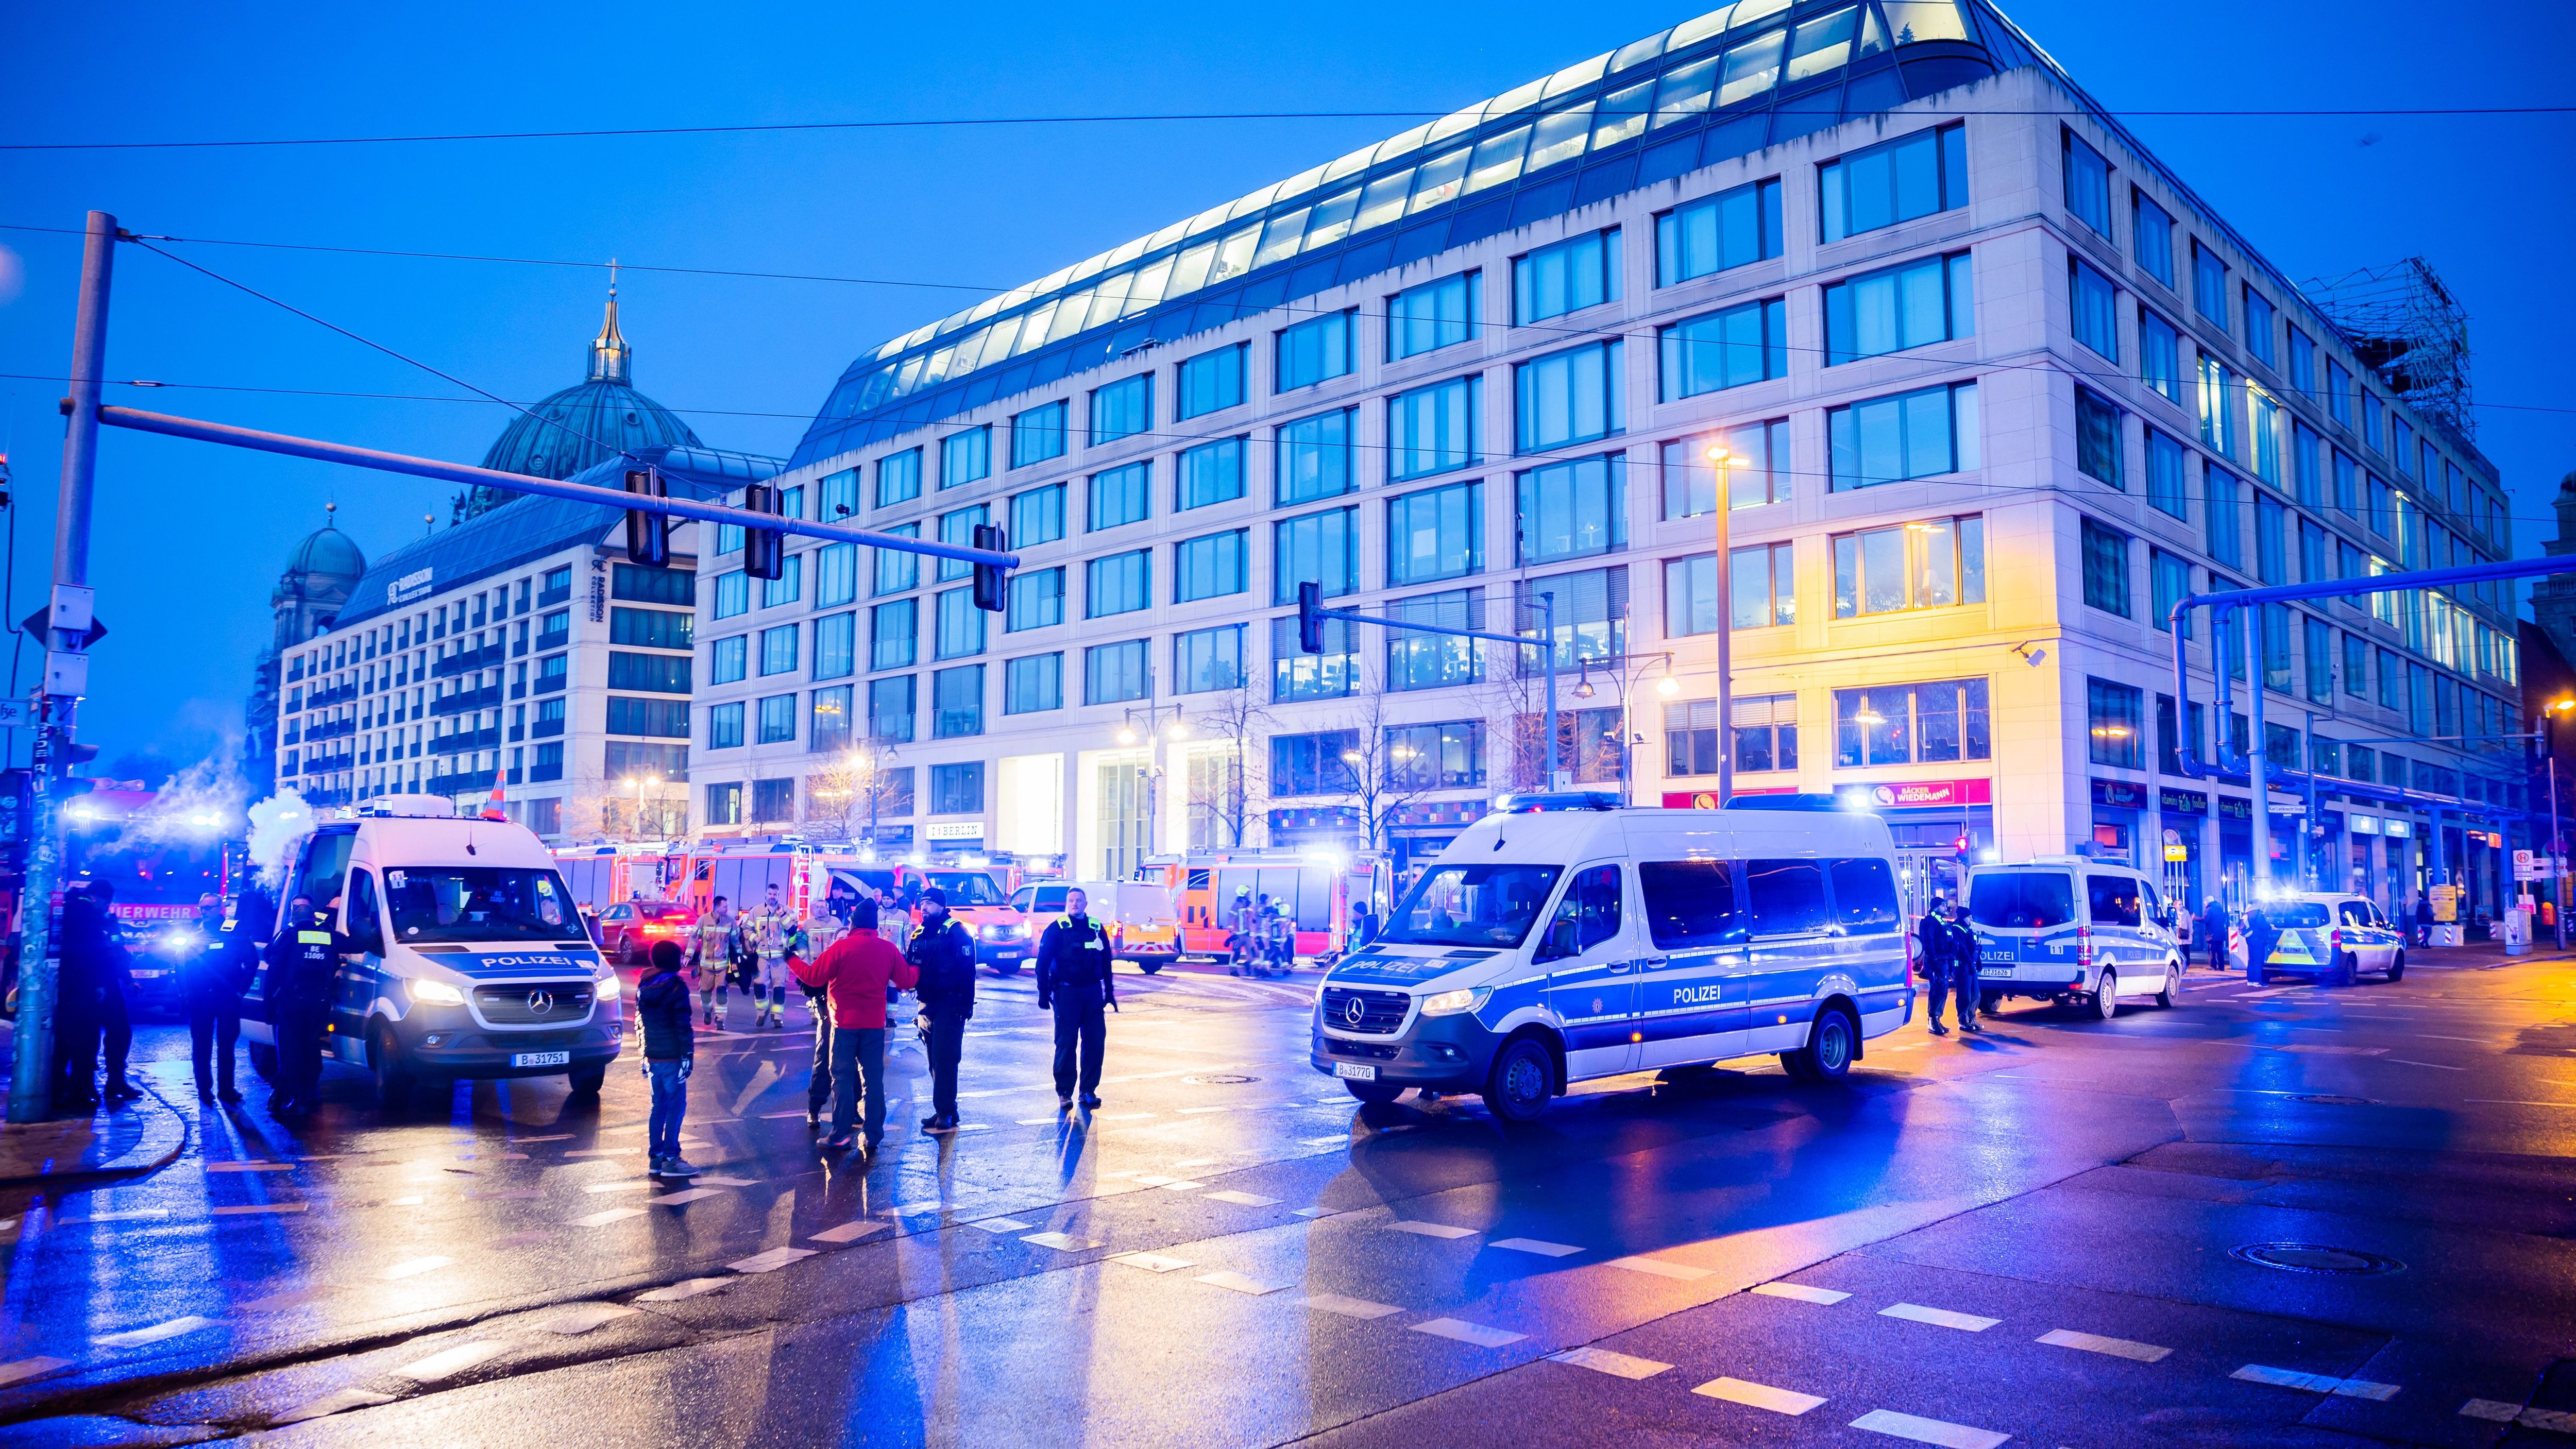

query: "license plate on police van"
left=1334, top=1062, right=1378, bottom=1082
left=511, top=1050, right=572, bottom=1068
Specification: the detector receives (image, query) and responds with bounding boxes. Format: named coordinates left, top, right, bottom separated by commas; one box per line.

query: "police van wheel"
left=2385, top=951, right=2405, bottom=982
left=370, top=1029, right=415, bottom=1109
left=1481, top=1036, right=1556, bottom=1124
left=1345, top=1080, right=1403, bottom=1104
left=247, top=1043, right=278, bottom=1085
left=1788, top=1008, right=1856, bottom=1084
left=2090, top=970, right=2119, bottom=1019
left=567, top=1065, right=607, bottom=1096
left=2155, top=963, right=2180, bottom=1009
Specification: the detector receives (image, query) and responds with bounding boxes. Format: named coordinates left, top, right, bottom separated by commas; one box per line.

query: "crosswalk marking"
left=1605, top=1255, right=1712, bottom=1281
left=536, top=1304, right=639, bottom=1335
left=1693, top=1376, right=1825, bottom=1415
left=2232, top=1363, right=2401, bottom=1400
left=1751, top=1281, right=1850, bottom=1304
left=1489, top=1237, right=1582, bottom=1257
left=1021, top=1232, right=1102, bottom=1252
left=1195, top=1270, right=1287, bottom=1295
left=93, top=1316, right=214, bottom=1349
left=573, top=1208, right=645, bottom=1228
left=809, top=1220, right=887, bottom=1244
left=394, top=1340, right=509, bottom=1382
left=634, top=1277, right=730, bottom=1303
left=653, top=1188, right=724, bottom=1206
left=967, top=1217, right=1036, bottom=1233
left=269, top=1387, right=395, bottom=1426
left=727, top=1247, right=817, bottom=1274
left=1550, top=1346, right=1671, bottom=1379
left=1111, top=1252, right=1195, bottom=1273
left=1383, top=1220, right=1478, bottom=1239
left=381, top=1256, right=452, bottom=1280
left=1410, top=1317, right=1524, bottom=1348
left=2461, top=1399, right=2576, bottom=1433
left=1848, top=1408, right=2010, bottom=1447
left=1301, top=1293, right=1402, bottom=1319
left=1879, top=1303, right=1998, bottom=1332
left=2038, top=1328, right=2171, bottom=1362
left=1204, top=1190, right=1280, bottom=1206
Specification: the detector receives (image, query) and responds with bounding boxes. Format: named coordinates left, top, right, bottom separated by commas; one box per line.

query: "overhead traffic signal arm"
left=623, top=467, right=670, bottom=567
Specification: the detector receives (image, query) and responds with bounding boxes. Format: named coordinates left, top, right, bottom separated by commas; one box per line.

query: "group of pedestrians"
left=1912, top=897, right=1985, bottom=1036
left=48, top=882, right=142, bottom=1111
left=677, top=887, right=822, bottom=1032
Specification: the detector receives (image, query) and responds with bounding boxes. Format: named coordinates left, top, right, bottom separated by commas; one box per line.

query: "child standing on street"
left=638, top=940, right=701, bottom=1178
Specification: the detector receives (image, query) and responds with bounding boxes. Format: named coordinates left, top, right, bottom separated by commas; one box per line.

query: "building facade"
left=690, top=0, right=2521, bottom=914
left=246, top=511, right=367, bottom=799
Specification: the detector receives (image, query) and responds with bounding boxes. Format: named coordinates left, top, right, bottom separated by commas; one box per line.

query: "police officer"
left=263, top=893, right=346, bottom=1116
left=180, top=892, right=253, bottom=1105
left=1918, top=896, right=1962, bottom=1036
left=905, top=888, right=978, bottom=1134
left=1037, top=887, right=1118, bottom=1112
left=1945, top=900, right=1983, bottom=1032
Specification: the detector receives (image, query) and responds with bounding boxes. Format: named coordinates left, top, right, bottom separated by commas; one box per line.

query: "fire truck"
left=1142, top=848, right=1393, bottom=965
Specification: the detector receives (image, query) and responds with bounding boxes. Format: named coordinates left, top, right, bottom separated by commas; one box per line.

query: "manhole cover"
left=2230, top=1243, right=2405, bottom=1276
left=1182, top=1073, right=1258, bottom=1086
left=2286, top=1094, right=2375, bottom=1105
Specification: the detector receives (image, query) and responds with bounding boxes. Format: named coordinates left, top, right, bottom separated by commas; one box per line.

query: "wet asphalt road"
left=3, top=953, right=2574, bottom=1447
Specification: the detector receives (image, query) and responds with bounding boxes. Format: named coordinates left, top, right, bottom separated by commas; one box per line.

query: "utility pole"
left=1706, top=444, right=1735, bottom=806
left=8, top=211, right=113, bottom=1124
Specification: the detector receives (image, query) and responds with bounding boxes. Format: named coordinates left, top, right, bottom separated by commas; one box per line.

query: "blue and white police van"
left=1964, top=856, right=2186, bottom=1019
left=1311, top=800, right=1911, bottom=1122
left=244, top=795, right=623, bottom=1106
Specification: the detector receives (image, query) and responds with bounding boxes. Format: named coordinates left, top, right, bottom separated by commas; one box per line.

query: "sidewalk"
left=2406, top=937, right=2576, bottom=970
left=0, top=1024, right=191, bottom=1188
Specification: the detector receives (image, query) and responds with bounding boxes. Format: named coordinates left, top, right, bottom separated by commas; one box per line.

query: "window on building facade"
left=713, top=571, right=749, bottom=620
left=1832, top=516, right=1984, bottom=617
left=876, top=448, right=922, bottom=507
left=1269, top=730, right=1360, bottom=797
left=609, top=651, right=691, bottom=694
left=1277, top=408, right=1356, bottom=504
left=757, top=693, right=796, bottom=745
left=1664, top=298, right=1789, bottom=396
left=1515, top=341, right=1622, bottom=451
left=1005, top=567, right=1063, bottom=632
left=936, top=587, right=984, bottom=660
left=1515, top=228, right=1619, bottom=323
left=2081, top=518, right=2130, bottom=617
left=1516, top=455, right=1625, bottom=564
left=1157, top=437, right=1244, bottom=517
left=1007, top=482, right=1064, bottom=549
left=868, top=675, right=916, bottom=743
left=751, top=778, right=795, bottom=823
left=814, top=612, right=856, bottom=680
left=1824, top=254, right=1970, bottom=367
left=2088, top=677, right=2144, bottom=769
left=2343, top=634, right=2369, bottom=696
left=2256, top=495, right=2286, bottom=584
left=1011, top=400, right=1068, bottom=469
left=1275, top=507, right=1358, bottom=602
left=1086, top=550, right=1150, bottom=618
left=2150, top=549, right=2191, bottom=634
left=941, top=427, right=990, bottom=489
left=811, top=686, right=853, bottom=753
left=711, top=634, right=748, bottom=685
left=2299, top=518, right=2329, bottom=584
left=758, top=624, right=799, bottom=676
left=931, top=664, right=984, bottom=738
left=2249, top=388, right=2282, bottom=487
left=1529, top=566, right=1626, bottom=667
left=871, top=600, right=916, bottom=671
left=1088, top=462, right=1151, bottom=532
left=1735, top=541, right=1796, bottom=629
left=1090, top=373, right=1151, bottom=446
left=1082, top=641, right=1148, bottom=706
left=1175, top=623, right=1244, bottom=694
left=816, top=543, right=859, bottom=609
left=2291, top=421, right=2322, bottom=508
left=1385, top=721, right=1486, bottom=790
left=937, top=505, right=987, bottom=583
left=2191, top=241, right=2229, bottom=333
left=1387, top=480, right=1482, bottom=587
left=1662, top=419, right=1789, bottom=518
left=2305, top=616, right=2334, bottom=703
left=1827, top=381, right=1979, bottom=490
left=759, top=554, right=803, bottom=610
left=2244, top=287, right=2278, bottom=368
left=1272, top=615, right=1355, bottom=703
left=2132, top=189, right=2175, bottom=286
left=2070, top=259, right=2117, bottom=360
left=1657, top=177, right=1782, bottom=285
left=1834, top=678, right=1990, bottom=766
left=1820, top=123, right=1967, bottom=242
left=873, top=525, right=920, bottom=596
left=2205, top=467, right=2243, bottom=568
left=1003, top=653, right=1061, bottom=714
left=1175, top=529, right=1249, bottom=602
left=1386, top=589, right=1482, bottom=692
left=1275, top=310, right=1355, bottom=392
left=2287, top=326, right=2316, bottom=397
left=2062, top=128, right=2112, bottom=234
left=2328, top=357, right=2353, bottom=428
left=1177, top=343, right=1247, bottom=419
left=707, top=701, right=744, bottom=749
left=2139, top=309, right=2182, bottom=404
left=2197, top=353, right=2240, bottom=458
left=1388, top=376, right=1477, bottom=482
left=1387, top=271, right=1478, bottom=360
left=2075, top=386, right=2122, bottom=488
left=818, top=468, right=858, bottom=523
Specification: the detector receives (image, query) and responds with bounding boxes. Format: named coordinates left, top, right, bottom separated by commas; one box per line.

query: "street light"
left=1703, top=441, right=1737, bottom=805
left=2542, top=700, right=2575, bottom=947
left=1118, top=697, right=1183, bottom=872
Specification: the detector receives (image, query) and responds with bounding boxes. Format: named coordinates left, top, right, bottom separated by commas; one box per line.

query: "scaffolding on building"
left=2305, top=257, right=2475, bottom=441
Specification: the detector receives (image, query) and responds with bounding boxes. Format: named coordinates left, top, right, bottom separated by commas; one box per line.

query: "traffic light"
left=622, top=468, right=669, bottom=567
left=970, top=524, right=1008, bottom=612
left=1953, top=833, right=1972, bottom=864
left=1297, top=581, right=1324, bottom=654
left=742, top=484, right=784, bottom=581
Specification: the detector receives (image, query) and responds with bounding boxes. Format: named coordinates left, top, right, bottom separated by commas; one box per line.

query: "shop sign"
left=1268, top=806, right=1361, bottom=831
left=1835, top=778, right=1993, bottom=810
left=2214, top=795, right=2252, bottom=821
left=923, top=821, right=984, bottom=841
left=2157, top=787, right=2207, bottom=816
left=2090, top=778, right=2147, bottom=810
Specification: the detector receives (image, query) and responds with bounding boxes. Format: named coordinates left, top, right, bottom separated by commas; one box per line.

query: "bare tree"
left=802, top=741, right=908, bottom=847
left=1184, top=678, right=1271, bottom=848
left=1332, top=669, right=1446, bottom=851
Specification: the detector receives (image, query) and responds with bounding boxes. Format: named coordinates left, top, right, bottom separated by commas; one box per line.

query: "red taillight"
left=2075, top=926, right=2094, bottom=970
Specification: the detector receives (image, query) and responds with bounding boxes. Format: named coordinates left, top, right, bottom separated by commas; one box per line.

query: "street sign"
left=0, top=700, right=26, bottom=729
left=2430, top=884, right=2459, bottom=923
left=2163, top=844, right=2189, bottom=862
left=2514, top=848, right=2542, bottom=882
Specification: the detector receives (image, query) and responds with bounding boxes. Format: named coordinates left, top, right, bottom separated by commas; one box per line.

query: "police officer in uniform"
left=263, top=893, right=346, bottom=1115
left=1036, top=887, right=1118, bottom=1111
left=905, top=888, right=978, bottom=1134
left=180, top=891, right=255, bottom=1104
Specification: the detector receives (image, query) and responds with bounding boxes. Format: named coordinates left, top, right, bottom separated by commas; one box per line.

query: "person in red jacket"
left=793, top=898, right=919, bottom=1154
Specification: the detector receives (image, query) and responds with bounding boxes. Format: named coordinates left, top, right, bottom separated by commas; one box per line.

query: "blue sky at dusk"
left=3, top=0, right=2570, bottom=777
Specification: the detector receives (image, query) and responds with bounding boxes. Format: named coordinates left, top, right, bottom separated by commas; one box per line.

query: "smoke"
left=113, top=747, right=250, bottom=851
left=245, top=790, right=315, bottom=890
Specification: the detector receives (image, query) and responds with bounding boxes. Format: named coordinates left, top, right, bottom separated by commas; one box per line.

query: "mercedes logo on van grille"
left=1343, top=997, right=1366, bottom=1027
left=527, top=990, right=556, bottom=1015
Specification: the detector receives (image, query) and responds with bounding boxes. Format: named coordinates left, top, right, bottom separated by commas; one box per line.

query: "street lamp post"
left=1705, top=443, right=1736, bottom=805
left=1117, top=699, right=1188, bottom=873
left=2543, top=701, right=2573, bottom=948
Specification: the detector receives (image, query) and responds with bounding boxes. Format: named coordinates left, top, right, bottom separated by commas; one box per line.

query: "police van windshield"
left=383, top=867, right=581, bottom=943
left=1381, top=864, right=1563, bottom=949
left=926, top=871, right=1007, bottom=907
left=1969, top=872, right=2076, bottom=929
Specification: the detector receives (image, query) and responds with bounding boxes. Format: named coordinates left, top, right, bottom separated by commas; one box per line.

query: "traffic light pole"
left=1300, top=587, right=1564, bottom=788
left=8, top=210, right=114, bottom=1124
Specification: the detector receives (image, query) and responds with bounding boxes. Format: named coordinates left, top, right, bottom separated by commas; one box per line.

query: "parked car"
left=2236, top=893, right=2405, bottom=986
left=597, top=900, right=698, bottom=964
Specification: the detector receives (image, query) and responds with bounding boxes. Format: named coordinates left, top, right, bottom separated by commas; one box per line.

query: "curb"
left=0, top=1079, right=190, bottom=1190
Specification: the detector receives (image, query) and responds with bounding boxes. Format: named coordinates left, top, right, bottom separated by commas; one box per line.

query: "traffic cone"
left=481, top=764, right=507, bottom=821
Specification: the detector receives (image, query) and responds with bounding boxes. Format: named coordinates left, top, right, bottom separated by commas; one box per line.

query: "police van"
left=2241, top=892, right=2405, bottom=986
left=1310, top=802, right=1911, bottom=1123
left=1964, top=856, right=2185, bottom=1018
left=244, top=796, right=623, bottom=1106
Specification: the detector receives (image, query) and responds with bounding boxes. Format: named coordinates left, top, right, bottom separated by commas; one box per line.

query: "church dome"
left=477, top=285, right=702, bottom=484
left=273, top=511, right=366, bottom=609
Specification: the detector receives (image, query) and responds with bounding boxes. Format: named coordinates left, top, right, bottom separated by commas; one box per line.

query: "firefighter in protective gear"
left=741, top=887, right=796, bottom=1030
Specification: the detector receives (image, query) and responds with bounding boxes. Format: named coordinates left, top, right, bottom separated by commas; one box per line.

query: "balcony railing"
left=534, top=673, right=566, bottom=696
left=528, top=762, right=564, bottom=783
left=537, top=585, right=572, bottom=608
left=434, top=642, right=507, bottom=679
left=431, top=684, right=504, bottom=718
left=532, top=717, right=565, bottom=739
left=534, top=629, right=569, bottom=653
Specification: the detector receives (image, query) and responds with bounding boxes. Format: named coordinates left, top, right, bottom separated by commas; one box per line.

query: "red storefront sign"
left=1660, top=788, right=1795, bottom=810
left=1840, top=778, right=1991, bottom=809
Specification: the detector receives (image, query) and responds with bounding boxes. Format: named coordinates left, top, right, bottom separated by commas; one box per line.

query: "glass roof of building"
left=788, top=0, right=2315, bottom=470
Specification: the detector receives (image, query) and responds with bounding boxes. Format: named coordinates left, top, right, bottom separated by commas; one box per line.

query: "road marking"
left=1694, top=1376, right=1826, bottom=1414
left=1490, top=1238, right=1582, bottom=1257
left=573, top=1208, right=645, bottom=1228
left=1112, top=1252, right=1196, bottom=1273
left=212, top=1202, right=309, bottom=1216
left=2232, top=1363, right=2401, bottom=1400
left=757, top=1110, right=809, bottom=1119
left=1196, top=1270, right=1289, bottom=1295
left=1301, top=1293, right=1401, bottom=1319
left=1179, top=1106, right=1230, bottom=1114
left=966, top=1217, right=1036, bottom=1233
left=2262, top=1044, right=2388, bottom=1056
left=1205, top=1190, right=1280, bottom=1207
left=1848, top=1408, right=2010, bottom=1447
left=536, top=1304, right=639, bottom=1335
left=269, top=1388, right=395, bottom=1426
left=653, top=1188, right=724, bottom=1205
left=93, top=1316, right=216, bottom=1349
left=1301, top=1135, right=1350, bottom=1146
left=1017, top=1117, right=1063, bottom=1125
left=1173, top=1158, right=1221, bottom=1168
left=2387, top=1059, right=2465, bottom=1070
left=635, top=1277, right=731, bottom=1303
left=1155, top=1180, right=1206, bottom=1192
left=2038, top=1328, right=2172, bottom=1362
left=1383, top=1220, right=1478, bottom=1239
left=1752, top=1282, right=1851, bottom=1305
left=1101, top=1112, right=1157, bottom=1120
left=564, top=1148, right=645, bottom=1156
left=727, top=1247, right=817, bottom=1274
left=381, top=1256, right=453, bottom=1281
left=811, top=1220, right=888, bottom=1245
left=1879, top=1303, right=1999, bottom=1332
left=394, top=1340, right=509, bottom=1382
left=2462, top=1399, right=2576, bottom=1433
left=55, top=1208, right=170, bottom=1224
left=693, top=1176, right=758, bottom=1186
left=1550, top=1346, right=1670, bottom=1379
left=1410, top=1317, right=1523, bottom=1347
left=1022, top=1232, right=1102, bottom=1252
left=2418, top=1034, right=2492, bottom=1044
left=1606, top=1255, right=1712, bottom=1281
left=2467, top=1098, right=2576, bottom=1109
left=207, top=1161, right=293, bottom=1173
left=583, top=1181, right=657, bottom=1195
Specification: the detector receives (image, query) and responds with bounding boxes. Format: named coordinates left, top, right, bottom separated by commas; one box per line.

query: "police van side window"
left=1828, top=859, right=1900, bottom=933
left=2340, top=901, right=2370, bottom=927
left=1536, top=864, right=1622, bottom=960
left=2087, top=874, right=2143, bottom=926
left=1746, top=859, right=1831, bottom=936
left=345, top=869, right=385, bottom=952
left=293, top=832, right=356, bottom=916
left=1638, top=861, right=1741, bottom=949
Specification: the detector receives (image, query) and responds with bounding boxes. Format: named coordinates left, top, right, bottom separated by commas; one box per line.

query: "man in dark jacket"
left=263, top=895, right=345, bottom=1115
left=1917, top=896, right=1964, bottom=1036
left=1037, top=887, right=1119, bottom=1111
left=180, top=892, right=253, bottom=1105
left=637, top=940, right=699, bottom=1178
left=2198, top=899, right=2230, bottom=973
left=905, top=888, right=978, bottom=1134
left=87, top=883, right=141, bottom=1104
left=2243, top=906, right=2281, bottom=986
left=48, top=886, right=112, bottom=1112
